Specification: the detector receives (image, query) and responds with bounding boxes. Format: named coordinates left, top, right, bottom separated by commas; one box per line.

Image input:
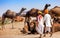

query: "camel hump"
left=51, top=6, right=60, bottom=15
left=6, top=10, right=16, bottom=16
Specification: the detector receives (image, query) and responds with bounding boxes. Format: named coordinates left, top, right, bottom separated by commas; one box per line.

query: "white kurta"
left=36, top=15, right=44, bottom=34
left=44, top=14, right=52, bottom=27
left=44, top=14, right=52, bottom=32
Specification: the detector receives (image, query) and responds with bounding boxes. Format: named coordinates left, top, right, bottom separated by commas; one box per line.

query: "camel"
left=50, top=6, right=60, bottom=23
left=50, top=6, right=60, bottom=17
left=2, top=8, right=26, bottom=29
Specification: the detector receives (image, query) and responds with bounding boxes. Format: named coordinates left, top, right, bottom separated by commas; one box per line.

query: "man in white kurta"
left=44, top=9, right=52, bottom=37
left=36, top=11, right=44, bottom=38
left=44, top=14, right=51, bottom=32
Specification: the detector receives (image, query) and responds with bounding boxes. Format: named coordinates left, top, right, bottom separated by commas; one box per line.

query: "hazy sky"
left=0, top=0, right=60, bottom=16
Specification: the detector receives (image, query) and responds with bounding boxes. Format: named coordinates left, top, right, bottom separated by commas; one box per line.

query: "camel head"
left=19, top=8, right=26, bottom=15
left=43, top=4, right=51, bottom=11
left=45, top=4, right=51, bottom=9
left=20, top=8, right=26, bottom=13
left=22, top=8, right=26, bottom=11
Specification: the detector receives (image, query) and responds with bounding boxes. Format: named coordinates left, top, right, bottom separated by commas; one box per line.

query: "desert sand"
left=0, top=22, right=60, bottom=38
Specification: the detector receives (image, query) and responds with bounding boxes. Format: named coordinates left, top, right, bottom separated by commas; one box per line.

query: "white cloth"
left=36, top=15, right=44, bottom=34
left=36, top=25, right=44, bottom=34
left=44, top=14, right=52, bottom=27
left=30, top=17, right=36, bottom=22
left=51, top=19, right=54, bottom=25
left=45, top=27, right=51, bottom=32
left=37, top=15, right=44, bottom=27
left=44, top=14, right=52, bottom=32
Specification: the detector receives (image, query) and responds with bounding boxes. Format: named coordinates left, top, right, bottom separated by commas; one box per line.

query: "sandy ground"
left=0, top=22, right=60, bottom=38
left=0, top=32, right=60, bottom=38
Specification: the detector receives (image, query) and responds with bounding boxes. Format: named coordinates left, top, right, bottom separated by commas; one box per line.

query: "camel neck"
left=19, top=10, right=23, bottom=15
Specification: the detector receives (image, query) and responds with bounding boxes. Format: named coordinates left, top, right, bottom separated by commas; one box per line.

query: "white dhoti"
left=36, top=24, right=44, bottom=34
left=45, top=27, right=51, bottom=32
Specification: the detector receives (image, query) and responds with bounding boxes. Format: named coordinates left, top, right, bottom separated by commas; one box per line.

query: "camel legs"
left=2, top=17, right=5, bottom=30
left=23, top=25, right=28, bottom=33
left=11, top=19, right=14, bottom=29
